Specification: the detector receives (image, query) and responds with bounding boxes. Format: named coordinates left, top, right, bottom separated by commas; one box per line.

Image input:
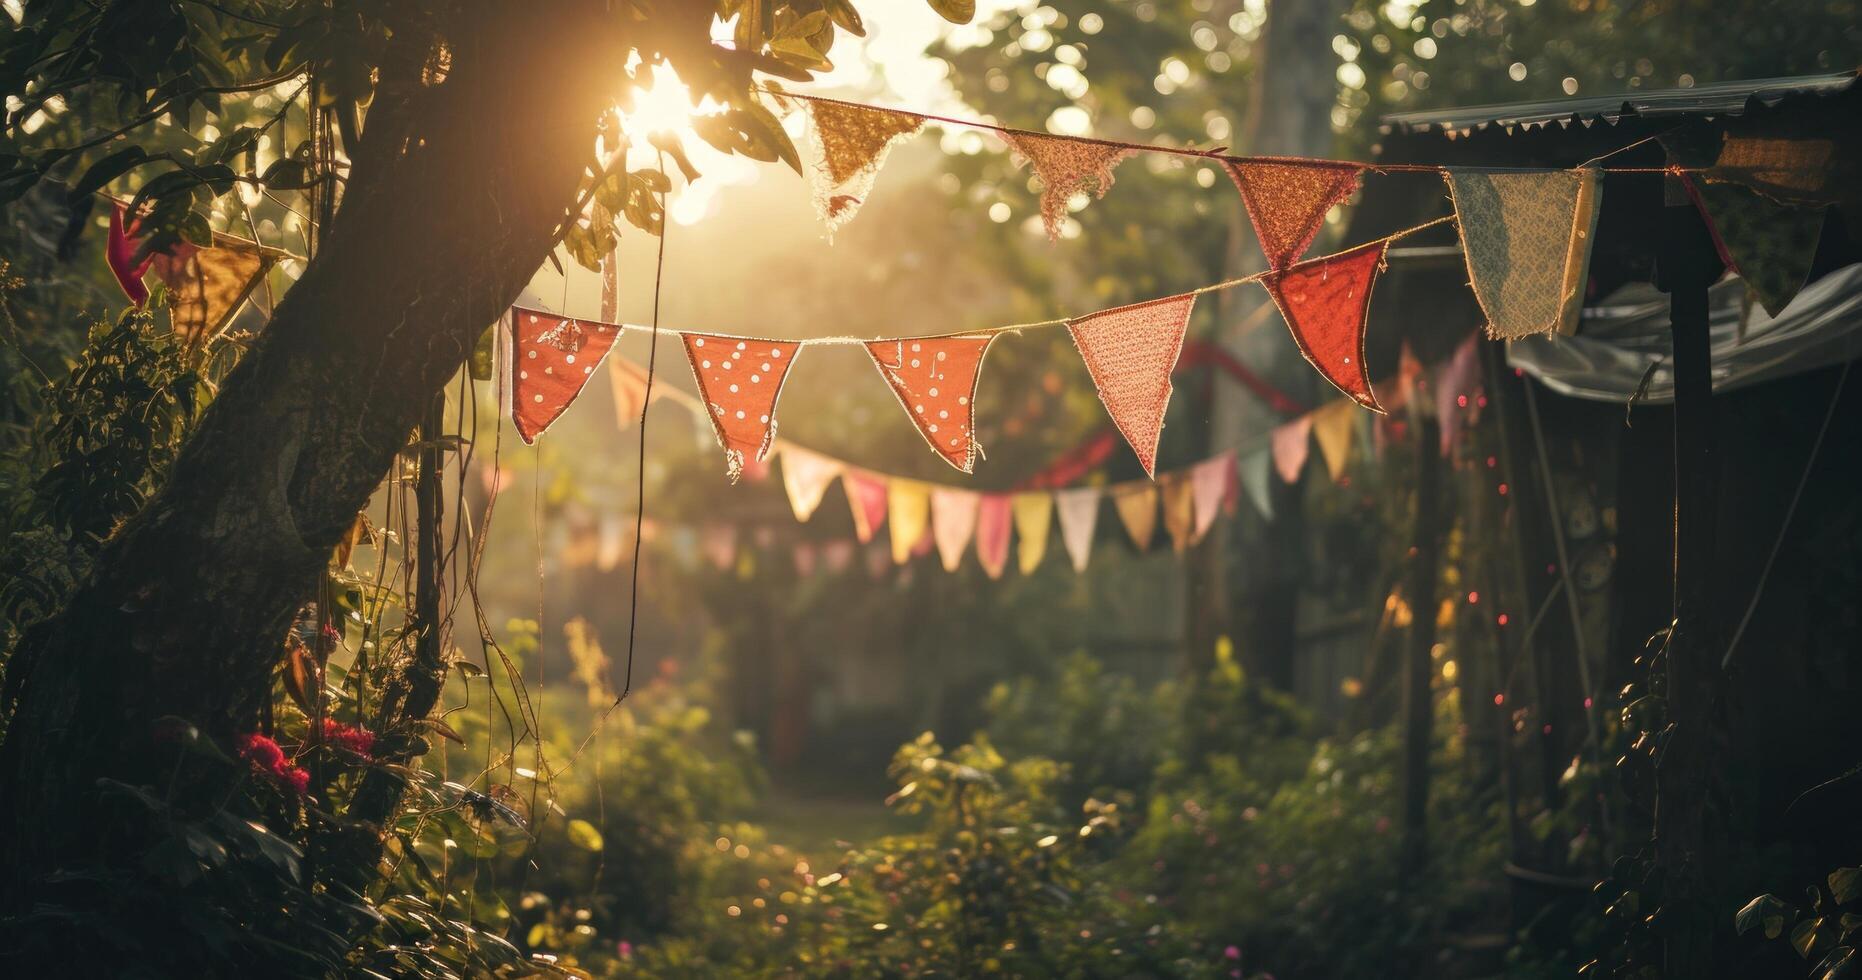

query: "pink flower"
left=1225, top=945, right=1241, bottom=960
left=280, top=766, right=311, bottom=797
left=237, top=733, right=286, bottom=770
left=617, top=941, right=633, bottom=960
left=319, top=719, right=375, bottom=758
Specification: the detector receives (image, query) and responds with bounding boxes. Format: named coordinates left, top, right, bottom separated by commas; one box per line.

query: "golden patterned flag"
left=1263, top=240, right=1388, bottom=410
left=1012, top=492, right=1053, bottom=574
left=865, top=334, right=998, bottom=472
left=1053, top=487, right=1100, bottom=573
left=780, top=446, right=842, bottom=522
left=1311, top=400, right=1356, bottom=481
left=1067, top=293, right=1197, bottom=477
left=682, top=334, right=799, bottom=480
left=1003, top=131, right=1136, bottom=241
left=806, top=99, right=924, bottom=235
left=1112, top=483, right=1158, bottom=552
left=931, top=487, right=980, bottom=572
left=887, top=480, right=931, bottom=564
left=1225, top=160, right=1363, bottom=269
left=1160, top=473, right=1195, bottom=552
left=1445, top=168, right=1602, bottom=339
left=148, top=233, right=274, bottom=345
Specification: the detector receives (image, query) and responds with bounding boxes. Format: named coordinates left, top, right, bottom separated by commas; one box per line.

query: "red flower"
left=318, top=719, right=375, bottom=758
left=236, top=732, right=311, bottom=797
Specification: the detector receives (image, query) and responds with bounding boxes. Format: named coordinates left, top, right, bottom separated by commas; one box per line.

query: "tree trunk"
left=0, top=8, right=614, bottom=901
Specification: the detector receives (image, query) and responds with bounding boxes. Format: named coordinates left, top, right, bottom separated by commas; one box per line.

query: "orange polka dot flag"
left=681, top=334, right=799, bottom=481
left=864, top=334, right=999, bottom=473
left=507, top=307, right=624, bottom=445
left=1262, top=240, right=1389, bottom=412
left=1066, top=293, right=1197, bottom=478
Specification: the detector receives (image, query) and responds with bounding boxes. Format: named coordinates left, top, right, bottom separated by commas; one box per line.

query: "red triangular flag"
left=509, top=307, right=623, bottom=444
left=682, top=334, right=799, bottom=480
left=1225, top=160, right=1363, bottom=269
left=865, top=334, right=998, bottom=473
left=1066, top=294, right=1196, bottom=477
left=1262, top=240, right=1387, bottom=411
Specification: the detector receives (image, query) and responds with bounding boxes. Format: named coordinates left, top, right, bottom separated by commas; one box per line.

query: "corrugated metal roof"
left=1381, top=70, right=1857, bottom=136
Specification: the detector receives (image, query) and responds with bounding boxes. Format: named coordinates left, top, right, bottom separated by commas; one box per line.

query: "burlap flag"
left=1225, top=160, right=1363, bottom=269
left=1679, top=173, right=1825, bottom=318
left=887, top=479, right=932, bottom=564
left=1067, top=293, right=1197, bottom=477
left=1012, top=492, right=1053, bottom=574
left=865, top=334, right=998, bottom=472
left=1112, top=483, right=1158, bottom=552
left=608, top=354, right=663, bottom=431
left=107, top=203, right=153, bottom=304
left=1003, top=131, right=1137, bottom=241
left=682, top=334, right=799, bottom=480
left=1435, top=332, right=1481, bottom=458
left=975, top=494, right=1012, bottom=580
left=806, top=99, right=924, bottom=235
left=1272, top=413, right=1314, bottom=483
left=1311, top=399, right=1356, bottom=481
left=931, top=487, right=980, bottom=572
left=147, top=234, right=272, bottom=345
left=509, top=307, right=624, bottom=444
left=842, top=471, right=889, bottom=544
left=780, top=447, right=843, bottom=522
left=1239, top=449, right=1274, bottom=519
left=1190, top=453, right=1232, bottom=542
left=1445, top=168, right=1602, bottom=340
left=1263, top=239, right=1388, bottom=411
left=1053, top=487, right=1101, bottom=573
left=1160, top=473, right=1195, bottom=552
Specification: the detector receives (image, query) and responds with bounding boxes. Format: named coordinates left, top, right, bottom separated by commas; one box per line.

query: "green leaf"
left=1832, top=868, right=1862, bottom=906
left=565, top=818, right=603, bottom=852
left=1817, top=946, right=1856, bottom=980
left=1799, top=917, right=1835, bottom=960
left=73, top=146, right=151, bottom=198
left=468, top=322, right=496, bottom=381
left=824, top=0, right=866, bottom=36
left=179, top=209, right=213, bottom=247
left=1739, top=894, right=1794, bottom=940
left=926, top=0, right=976, bottom=24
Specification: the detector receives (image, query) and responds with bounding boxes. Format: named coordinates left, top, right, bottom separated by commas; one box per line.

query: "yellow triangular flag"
left=887, top=480, right=931, bottom=564
left=1012, top=492, right=1053, bottom=574
left=1312, top=400, right=1358, bottom=481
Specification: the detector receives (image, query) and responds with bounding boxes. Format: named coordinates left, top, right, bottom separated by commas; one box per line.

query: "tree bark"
left=0, top=8, right=615, bottom=901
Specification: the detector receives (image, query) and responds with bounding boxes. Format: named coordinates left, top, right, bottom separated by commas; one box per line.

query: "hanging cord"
left=1722, top=359, right=1850, bottom=669
left=618, top=150, right=671, bottom=704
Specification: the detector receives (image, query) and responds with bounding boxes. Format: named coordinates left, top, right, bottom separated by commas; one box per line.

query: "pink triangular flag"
left=842, top=471, right=889, bottom=544
left=931, top=487, right=981, bottom=573
left=1262, top=240, right=1388, bottom=411
left=1225, top=160, right=1363, bottom=269
left=1003, top=131, right=1137, bottom=241
left=1190, top=453, right=1233, bottom=543
left=975, top=494, right=1012, bottom=580
left=1272, top=414, right=1314, bottom=484
left=1067, top=293, right=1197, bottom=477
left=1053, top=487, right=1101, bottom=573
left=865, top=334, right=998, bottom=472
left=1436, top=332, right=1481, bottom=457
left=509, top=307, right=624, bottom=444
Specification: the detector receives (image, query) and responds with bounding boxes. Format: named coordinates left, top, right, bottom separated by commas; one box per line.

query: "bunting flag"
left=1003, top=131, right=1136, bottom=241
left=1225, top=160, right=1363, bottom=269
left=1679, top=174, right=1826, bottom=318
left=147, top=234, right=273, bottom=344
left=887, top=480, right=931, bottom=564
left=702, top=525, right=739, bottom=571
left=682, top=334, right=798, bottom=480
left=1263, top=239, right=1388, bottom=411
left=1445, top=168, right=1602, bottom=340
left=509, top=308, right=624, bottom=445
left=780, top=447, right=843, bottom=522
left=1239, top=449, right=1275, bottom=519
left=1190, top=453, right=1231, bottom=542
left=1053, top=487, right=1100, bottom=573
left=1435, top=332, right=1481, bottom=458
left=865, top=334, right=998, bottom=472
left=1311, top=399, right=1357, bottom=481
left=1112, top=484, right=1158, bottom=552
left=822, top=540, right=856, bottom=574
left=931, top=487, right=980, bottom=572
left=107, top=203, right=153, bottom=303
left=1272, top=413, right=1314, bottom=483
left=975, top=494, right=1012, bottom=580
left=1067, top=293, right=1197, bottom=477
left=806, top=100, right=925, bottom=235
left=842, top=471, right=889, bottom=544
left=609, top=354, right=664, bottom=431
left=1160, top=473, right=1195, bottom=552
left=1012, top=492, right=1053, bottom=574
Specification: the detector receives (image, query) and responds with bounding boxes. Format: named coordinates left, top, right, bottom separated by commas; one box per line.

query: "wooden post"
left=1401, top=412, right=1443, bottom=877
left=1655, top=198, right=1726, bottom=978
